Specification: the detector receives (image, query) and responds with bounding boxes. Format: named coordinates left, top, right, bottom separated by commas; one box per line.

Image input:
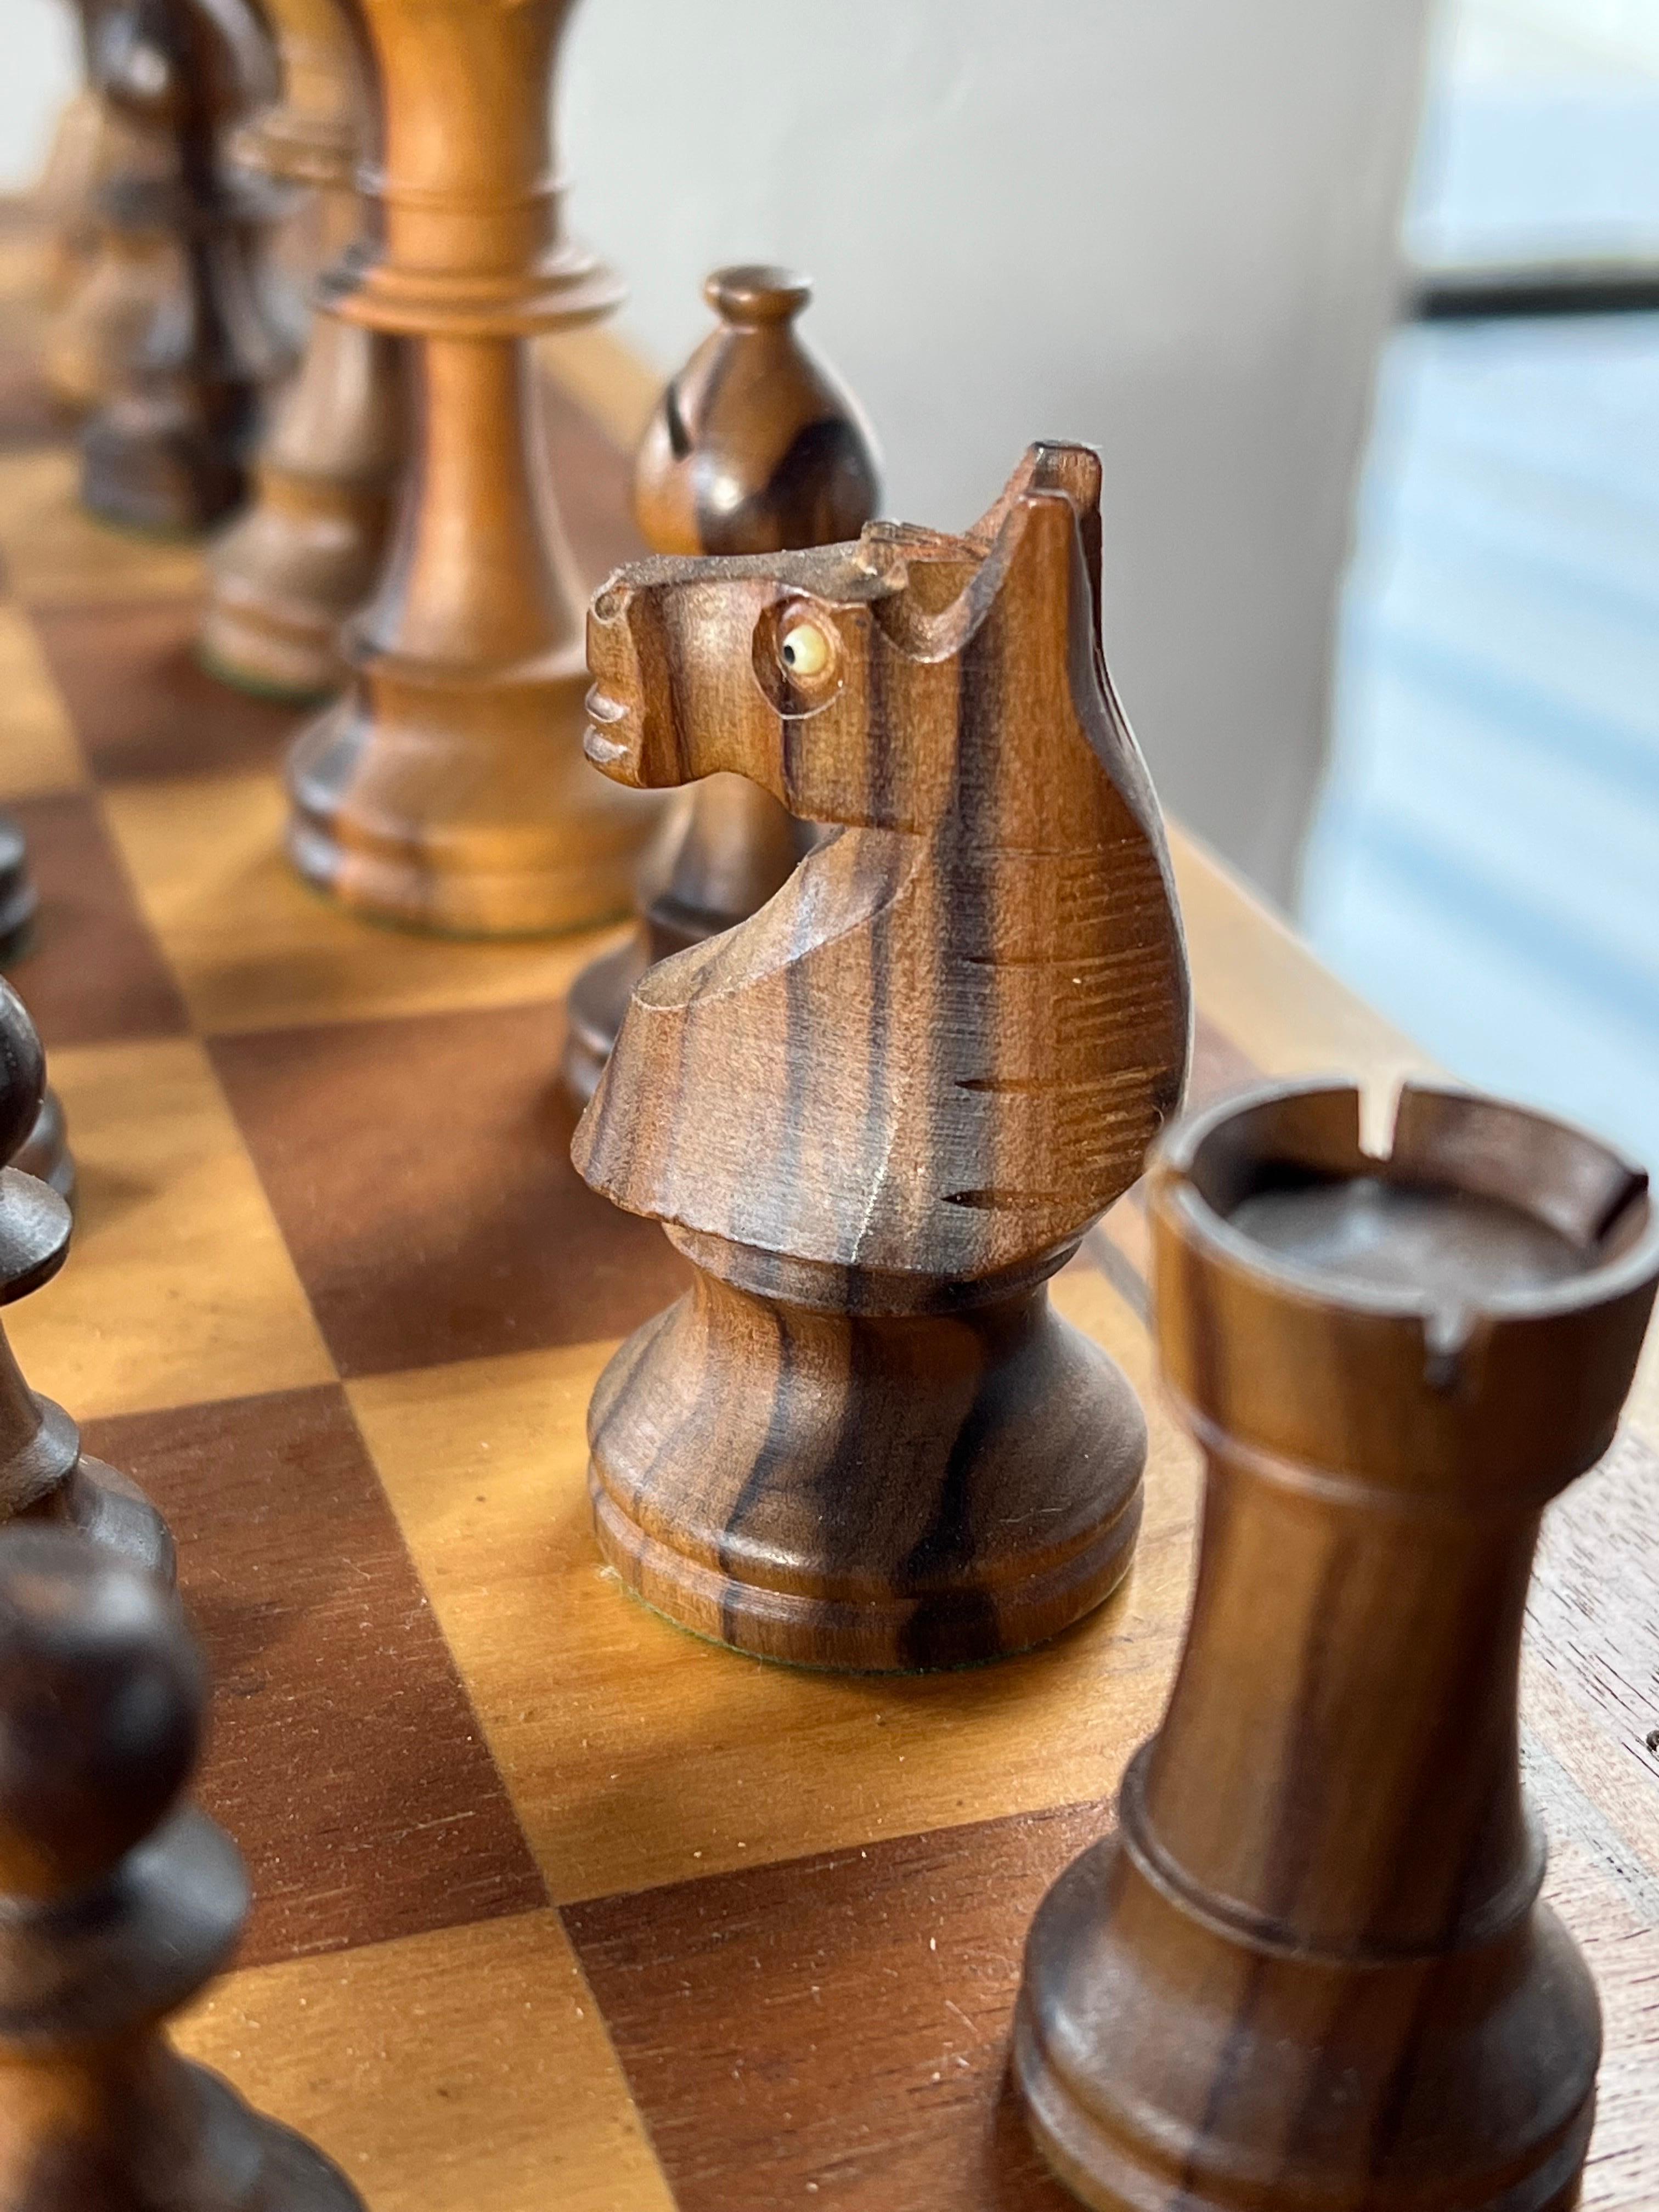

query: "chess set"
left=0, top=2, right=1654, bottom=2209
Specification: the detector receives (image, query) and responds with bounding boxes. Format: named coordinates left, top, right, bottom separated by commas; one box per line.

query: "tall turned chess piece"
left=285, top=0, right=657, bottom=936
left=559, top=263, right=882, bottom=1106
left=0, top=984, right=168, bottom=1576
left=0, top=1528, right=364, bottom=2209
left=573, top=443, right=1190, bottom=1669
left=1015, top=1079, right=1659, bottom=2212
left=31, top=0, right=120, bottom=310
left=80, top=0, right=296, bottom=535
left=0, top=833, right=76, bottom=1206
left=200, top=0, right=403, bottom=701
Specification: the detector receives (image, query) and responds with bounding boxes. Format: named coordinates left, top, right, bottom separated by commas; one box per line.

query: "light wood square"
left=176, top=1910, right=675, bottom=2212
left=102, top=770, right=626, bottom=1035
left=0, top=449, right=204, bottom=607
left=8, top=1036, right=334, bottom=1419
left=0, top=600, right=84, bottom=795
left=349, top=1268, right=1198, bottom=1904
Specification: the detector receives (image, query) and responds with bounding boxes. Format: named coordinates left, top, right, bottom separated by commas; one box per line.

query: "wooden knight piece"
left=284, top=0, right=656, bottom=935
left=79, top=0, right=296, bottom=535
left=560, top=263, right=882, bottom=1104
left=1016, top=1079, right=1659, bottom=2211
left=0, top=1527, right=363, bottom=2209
left=572, top=443, right=1191, bottom=1670
left=0, top=983, right=167, bottom=1575
left=200, top=0, right=404, bottom=700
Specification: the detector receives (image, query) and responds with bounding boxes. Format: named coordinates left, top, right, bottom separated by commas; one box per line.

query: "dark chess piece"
left=573, top=443, right=1190, bottom=1670
left=0, top=1526, right=364, bottom=2209
left=80, top=0, right=297, bottom=535
left=0, top=982, right=168, bottom=1577
left=0, top=817, right=38, bottom=964
left=1015, top=1079, right=1659, bottom=2212
left=14, top=1087, right=76, bottom=1211
left=559, top=263, right=882, bottom=1107
left=284, top=0, right=658, bottom=936
left=199, top=0, right=404, bottom=701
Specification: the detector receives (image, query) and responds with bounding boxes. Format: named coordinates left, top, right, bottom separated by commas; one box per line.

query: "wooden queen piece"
left=1016, top=1079, right=1659, bottom=2211
left=573, top=443, right=1191, bottom=1670
left=285, top=0, right=656, bottom=934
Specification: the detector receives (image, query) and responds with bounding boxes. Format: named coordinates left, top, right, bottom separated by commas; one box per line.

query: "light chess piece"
left=285, top=0, right=657, bottom=935
left=573, top=443, right=1190, bottom=1669
left=200, top=0, right=404, bottom=701
left=0, top=1526, right=364, bottom=2209
left=560, top=262, right=882, bottom=1106
left=80, top=0, right=297, bottom=535
left=1015, top=1078, right=1659, bottom=2211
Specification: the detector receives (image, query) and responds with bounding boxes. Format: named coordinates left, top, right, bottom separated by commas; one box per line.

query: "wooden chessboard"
left=2, top=208, right=1656, bottom=2212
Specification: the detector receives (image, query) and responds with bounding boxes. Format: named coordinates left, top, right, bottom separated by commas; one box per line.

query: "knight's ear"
left=967, top=443, right=1103, bottom=638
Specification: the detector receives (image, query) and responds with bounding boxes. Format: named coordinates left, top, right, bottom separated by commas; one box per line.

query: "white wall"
left=4, top=0, right=1435, bottom=905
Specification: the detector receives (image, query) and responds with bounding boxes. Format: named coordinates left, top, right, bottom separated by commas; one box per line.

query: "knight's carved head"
left=585, top=443, right=1122, bottom=837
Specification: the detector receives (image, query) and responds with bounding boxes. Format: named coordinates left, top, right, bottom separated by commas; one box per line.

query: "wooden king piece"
left=285, top=0, right=656, bottom=935
left=1016, top=1079, right=1659, bottom=2210
left=200, top=0, right=403, bottom=701
left=572, top=443, right=1191, bottom=1671
left=560, top=263, right=881, bottom=1104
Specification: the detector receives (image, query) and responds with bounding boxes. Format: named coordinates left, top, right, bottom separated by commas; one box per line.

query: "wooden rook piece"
left=0, top=983, right=168, bottom=1576
left=79, top=0, right=296, bottom=536
left=200, top=0, right=404, bottom=702
left=284, top=0, right=655, bottom=936
left=0, top=1527, right=364, bottom=2209
left=1015, top=1077, right=1659, bottom=2212
left=573, top=442, right=1191, bottom=1670
left=560, top=262, right=882, bottom=1105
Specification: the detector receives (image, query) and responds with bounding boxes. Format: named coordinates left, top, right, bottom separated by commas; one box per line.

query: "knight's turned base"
left=587, top=1262, right=1147, bottom=1672
left=286, top=670, right=658, bottom=938
left=1013, top=1821, right=1600, bottom=2212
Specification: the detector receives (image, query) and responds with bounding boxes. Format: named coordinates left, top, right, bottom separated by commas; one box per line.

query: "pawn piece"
left=80, top=0, right=297, bottom=536
left=13, top=1088, right=75, bottom=1211
left=0, top=1527, right=364, bottom=2209
left=560, top=263, right=881, bottom=1106
left=573, top=443, right=1191, bottom=1670
left=1015, top=1080, right=1659, bottom=2211
left=0, top=982, right=168, bottom=1577
left=284, top=0, right=659, bottom=936
left=199, top=0, right=404, bottom=701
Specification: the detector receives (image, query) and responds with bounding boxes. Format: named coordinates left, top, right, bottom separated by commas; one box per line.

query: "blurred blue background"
left=1302, top=0, right=1659, bottom=1164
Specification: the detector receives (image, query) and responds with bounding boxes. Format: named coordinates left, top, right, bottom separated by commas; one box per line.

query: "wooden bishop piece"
left=1017, top=1079, right=1659, bottom=2211
left=560, top=263, right=881, bottom=1103
left=285, top=0, right=656, bottom=934
left=573, top=443, right=1191, bottom=1670
left=0, top=1528, right=363, bottom=2209
left=79, top=0, right=296, bottom=534
left=200, top=0, right=404, bottom=700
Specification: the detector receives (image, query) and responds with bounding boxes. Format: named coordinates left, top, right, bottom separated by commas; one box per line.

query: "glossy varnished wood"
left=1016, top=1079, right=1659, bottom=2211
left=78, top=0, right=297, bottom=535
left=200, top=0, right=404, bottom=702
left=0, top=1528, right=363, bottom=2210
left=561, top=263, right=882, bottom=1104
left=284, top=0, right=656, bottom=935
left=573, top=442, right=1192, bottom=1669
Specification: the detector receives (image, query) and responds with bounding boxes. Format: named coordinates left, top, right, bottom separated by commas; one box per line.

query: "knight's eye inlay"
left=780, top=620, right=831, bottom=679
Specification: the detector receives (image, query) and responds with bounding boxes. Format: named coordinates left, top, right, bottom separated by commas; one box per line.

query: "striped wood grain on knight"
left=573, top=441, right=1192, bottom=1671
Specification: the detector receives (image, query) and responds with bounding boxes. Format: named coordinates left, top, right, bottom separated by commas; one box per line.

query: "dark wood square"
left=209, top=1001, right=691, bottom=1377
left=565, top=1804, right=1111, bottom=2212
left=83, top=1382, right=545, bottom=1965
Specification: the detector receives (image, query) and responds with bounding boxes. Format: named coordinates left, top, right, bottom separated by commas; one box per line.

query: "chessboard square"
left=82, top=1383, right=546, bottom=1965
left=104, top=770, right=624, bottom=1035
left=8, top=1036, right=334, bottom=1419
left=349, top=1272, right=1197, bottom=1905
left=31, top=596, right=303, bottom=782
left=176, top=1909, right=674, bottom=2212
left=0, top=447, right=203, bottom=606
left=2, top=789, right=188, bottom=1046
left=0, top=599, right=86, bottom=795
left=212, top=999, right=690, bottom=1376
left=565, top=1805, right=1104, bottom=2212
